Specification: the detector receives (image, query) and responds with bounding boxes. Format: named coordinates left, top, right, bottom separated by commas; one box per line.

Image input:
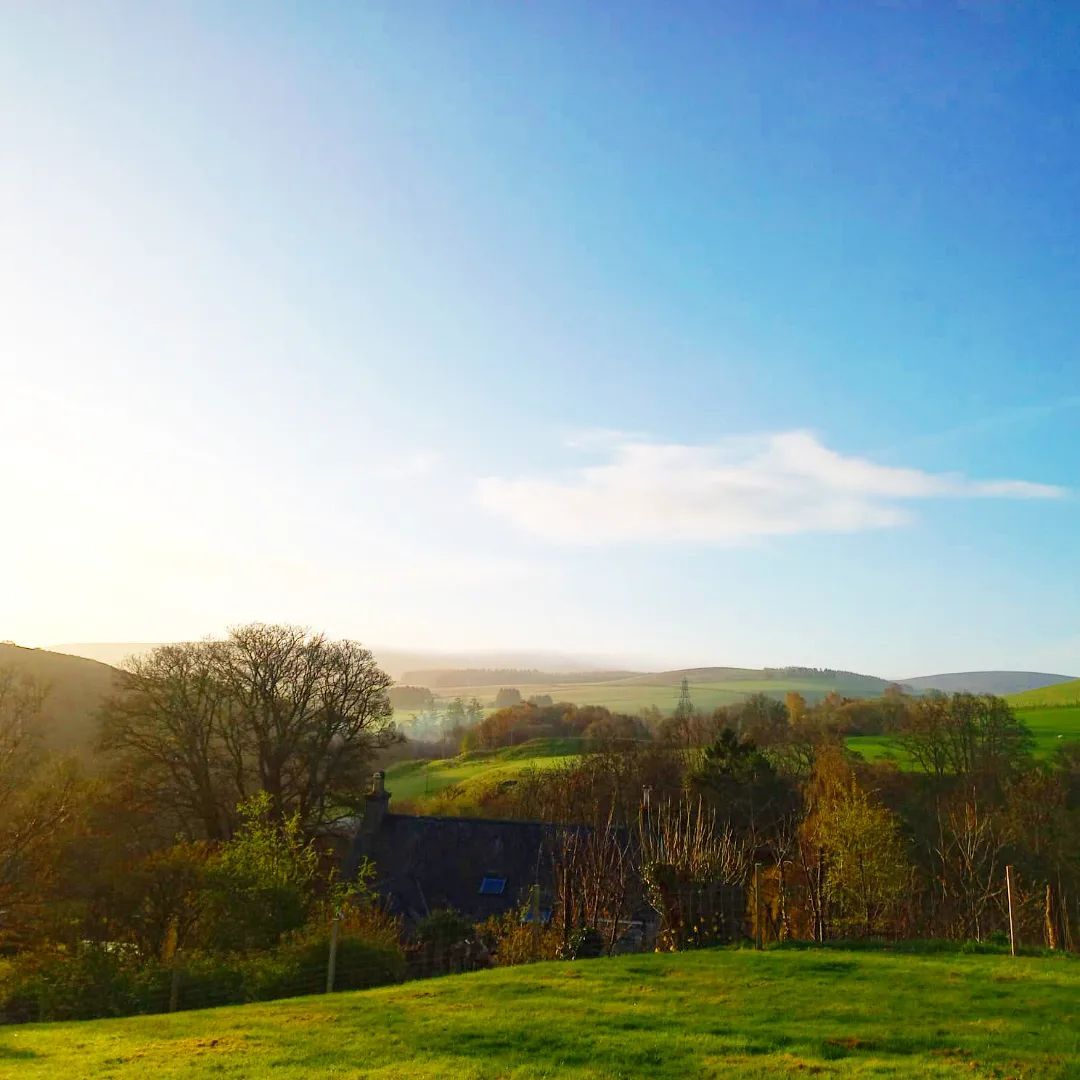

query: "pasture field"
left=847, top=705, right=1080, bottom=765
left=383, top=738, right=582, bottom=803
left=1008, top=678, right=1080, bottom=708
left=424, top=674, right=889, bottom=718
left=3, top=946, right=1077, bottom=1079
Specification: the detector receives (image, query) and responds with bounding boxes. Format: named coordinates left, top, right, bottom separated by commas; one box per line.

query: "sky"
left=2, top=2, right=1078, bottom=678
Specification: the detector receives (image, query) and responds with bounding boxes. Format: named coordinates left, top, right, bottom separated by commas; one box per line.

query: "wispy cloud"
left=476, top=430, right=1066, bottom=545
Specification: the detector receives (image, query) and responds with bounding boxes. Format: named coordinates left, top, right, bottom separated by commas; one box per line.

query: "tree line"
left=0, top=626, right=1076, bottom=1022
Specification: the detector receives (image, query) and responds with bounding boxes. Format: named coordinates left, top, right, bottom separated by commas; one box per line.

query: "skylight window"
left=478, top=876, right=507, bottom=896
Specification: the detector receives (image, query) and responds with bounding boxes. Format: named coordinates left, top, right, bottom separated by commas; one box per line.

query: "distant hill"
left=0, top=643, right=122, bottom=754
left=627, top=666, right=895, bottom=696
left=900, top=671, right=1077, bottom=696
left=1006, top=677, right=1080, bottom=707
left=400, top=668, right=642, bottom=689
left=51, top=643, right=640, bottom=683
left=51, top=643, right=163, bottom=667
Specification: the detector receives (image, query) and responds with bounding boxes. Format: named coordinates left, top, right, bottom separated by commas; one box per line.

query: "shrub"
left=415, top=909, right=473, bottom=950
left=283, top=932, right=406, bottom=992
left=475, top=910, right=562, bottom=966
left=0, top=916, right=407, bottom=1021
left=198, top=794, right=319, bottom=953
left=0, top=945, right=169, bottom=1022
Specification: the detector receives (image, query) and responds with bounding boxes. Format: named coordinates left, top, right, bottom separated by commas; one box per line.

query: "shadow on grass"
left=769, top=937, right=1075, bottom=959
left=0, top=1045, right=39, bottom=1060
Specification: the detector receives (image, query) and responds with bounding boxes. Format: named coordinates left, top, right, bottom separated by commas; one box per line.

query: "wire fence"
left=0, top=915, right=678, bottom=1025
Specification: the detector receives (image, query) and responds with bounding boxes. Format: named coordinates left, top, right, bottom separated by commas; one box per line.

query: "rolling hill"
left=1007, top=677, right=1080, bottom=708
left=6, top=947, right=1078, bottom=1078
left=901, top=671, right=1076, bottom=696
left=384, top=737, right=581, bottom=807
left=417, top=666, right=900, bottom=719
left=0, top=643, right=122, bottom=755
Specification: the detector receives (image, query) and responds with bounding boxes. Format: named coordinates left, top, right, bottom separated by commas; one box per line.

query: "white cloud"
left=476, top=430, right=1066, bottom=544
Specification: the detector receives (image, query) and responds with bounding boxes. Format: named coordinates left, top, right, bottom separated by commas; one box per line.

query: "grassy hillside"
left=5, top=946, right=1077, bottom=1078
left=0, top=644, right=121, bottom=755
left=1008, top=678, right=1080, bottom=708
left=384, top=738, right=581, bottom=804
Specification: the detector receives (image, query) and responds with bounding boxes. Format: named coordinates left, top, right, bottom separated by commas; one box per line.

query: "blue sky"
left=2, top=2, right=1078, bottom=677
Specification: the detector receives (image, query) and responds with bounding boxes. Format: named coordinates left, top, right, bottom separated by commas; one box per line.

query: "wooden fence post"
left=1045, top=883, right=1059, bottom=951
left=326, top=916, right=340, bottom=993
left=753, top=862, right=763, bottom=950
left=1005, top=865, right=1017, bottom=957
left=815, top=847, right=825, bottom=944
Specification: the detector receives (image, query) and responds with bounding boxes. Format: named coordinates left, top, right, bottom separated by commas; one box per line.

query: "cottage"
left=346, top=771, right=564, bottom=924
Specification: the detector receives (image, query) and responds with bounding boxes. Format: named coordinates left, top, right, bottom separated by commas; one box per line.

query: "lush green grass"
left=1017, top=705, right=1080, bottom=751
left=4, top=946, right=1077, bottom=1078
left=847, top=705, right=1080, bottom=766
left=384, top=738, right=582, bottom=803
left=1008, top=679, right=1080, bottom=708
left=844, top=733, right=911, bottom=766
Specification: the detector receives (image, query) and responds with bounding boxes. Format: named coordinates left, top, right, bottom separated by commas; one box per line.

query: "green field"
left=1008, top=679, right=1080, bottom=708
left=422, top=673, right=888, bottom=720
left=847, top=704, right=1080, bottom=766
left=384, top=738, right=582, bottom=803
left=4, top=946, right=1077, bottom=1078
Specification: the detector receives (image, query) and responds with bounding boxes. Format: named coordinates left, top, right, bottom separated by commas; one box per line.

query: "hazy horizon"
left=25, top=640, right=1076, bottom=687
left=4, top=5, right=1078, bottom=676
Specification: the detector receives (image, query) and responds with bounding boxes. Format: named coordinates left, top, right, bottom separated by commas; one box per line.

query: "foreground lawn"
left=2, top=947, right=1078, bottom=1079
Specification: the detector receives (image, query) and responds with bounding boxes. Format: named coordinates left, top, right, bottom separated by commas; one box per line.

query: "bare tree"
left=101, top=641, right=234, bottom=839
left=638, top=797, right=749, bottom=950
left=101, top=625, right=398, bottom=837
left=933, top=794, right=1005, bottom=941
left=0, top=670, right=80, bottom=917
left=550, top=810, right=637, bottom=955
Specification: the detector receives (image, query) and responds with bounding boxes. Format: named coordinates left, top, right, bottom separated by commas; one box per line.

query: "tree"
left=0, top=669, right=81, bottom=934
left=687, top=729, right=792, bottom=833
left=494, top=688, right=523, bottom=708
left=198, top=793, right=321, bottom=953
left=101, top=624, right=397, bottom=837
left=932, top=795, right=1005, bottom=942
left=638, top=798, right=749, bottom=949
left=388, top=685, right=434, bottom=710
left=900, top=693, right=1033, bottom=785
left=734, top=694, right=789, bottom=746
left=551, top=810, right=637, bottom=956
left=806, top=757, right=910, bottom=937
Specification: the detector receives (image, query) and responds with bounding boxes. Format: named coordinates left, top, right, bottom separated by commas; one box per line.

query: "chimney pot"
left=362, top=771, right=390, bottom=835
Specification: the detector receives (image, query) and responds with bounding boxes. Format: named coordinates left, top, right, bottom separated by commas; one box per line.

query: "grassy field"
left=3, top=946, right=1077, bottom=1078
left=422, top=674, right=889, bottom=719
left=847, top=704, right=1080, bottom=765
left=1008, top=679, right=1080, bottom=708
left=384, top=738, right=582, bottom=803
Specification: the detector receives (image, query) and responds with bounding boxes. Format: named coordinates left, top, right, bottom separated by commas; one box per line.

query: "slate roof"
left=348, top=810, right=570, bottom=923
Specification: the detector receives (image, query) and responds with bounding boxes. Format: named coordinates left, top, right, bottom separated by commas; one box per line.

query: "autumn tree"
left=101, top=624, right=397, bottom=837
left=932, top=794, right=1005, bottom=941
left=0, top=669, right=81, bottom=938
left=803, top=749, right=910, bottom=937
left=899, top=693, right=1032, bottom=785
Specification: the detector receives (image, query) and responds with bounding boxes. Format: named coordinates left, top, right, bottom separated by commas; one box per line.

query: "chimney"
left=362, top=770, right=390, bottom=835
